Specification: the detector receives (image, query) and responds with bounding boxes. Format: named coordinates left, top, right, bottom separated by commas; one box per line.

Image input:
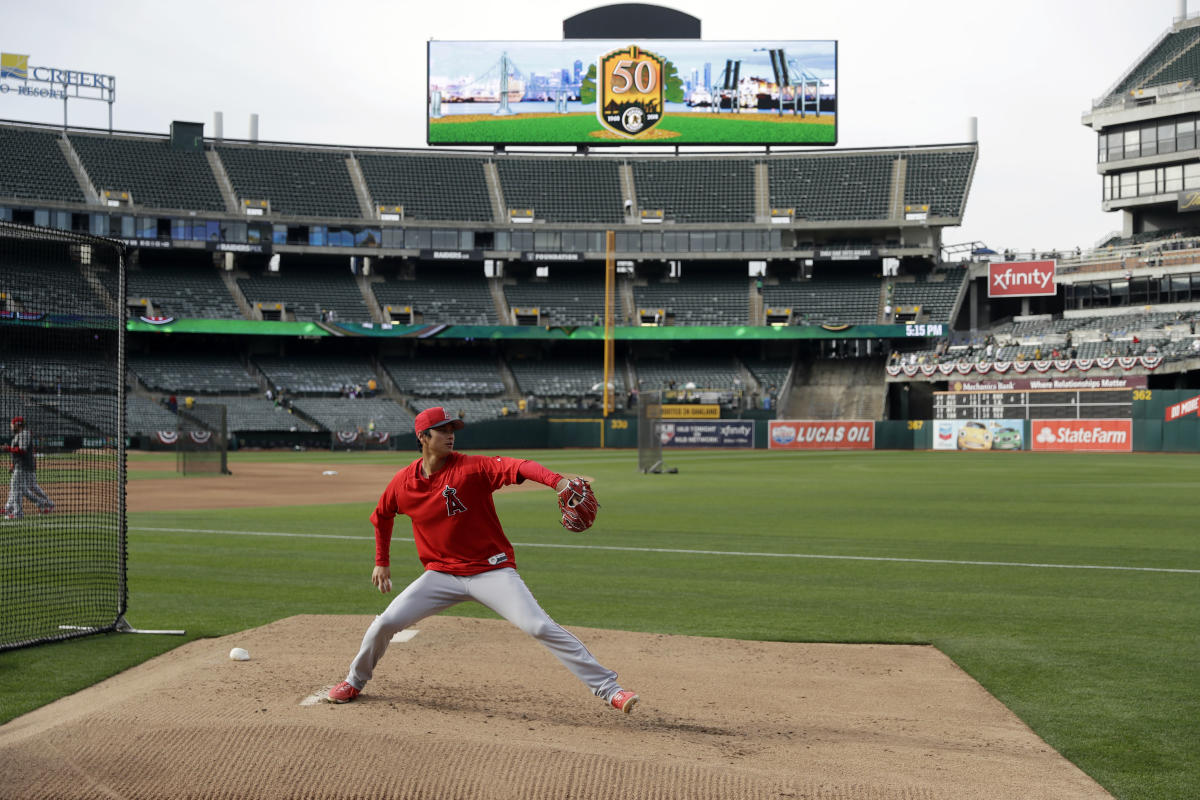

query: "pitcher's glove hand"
left=557, top=477, right=599, bottom=532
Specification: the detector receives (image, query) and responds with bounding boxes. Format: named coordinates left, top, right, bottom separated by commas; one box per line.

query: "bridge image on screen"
left=427, top=39, right=836, bottom=146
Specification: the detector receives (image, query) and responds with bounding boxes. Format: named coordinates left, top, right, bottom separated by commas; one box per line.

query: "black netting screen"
left=177, top=403, right=229, bottom=475
left=637, top=390, right=665, bottom=473
left=0, top=222, right=126, bottom=651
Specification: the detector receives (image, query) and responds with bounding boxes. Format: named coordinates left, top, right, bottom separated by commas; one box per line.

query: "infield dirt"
left=0, top=615, right=1110, bottom=800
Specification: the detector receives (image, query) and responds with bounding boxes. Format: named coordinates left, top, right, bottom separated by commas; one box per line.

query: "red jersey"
left=370, top=452, right=560, bottom=575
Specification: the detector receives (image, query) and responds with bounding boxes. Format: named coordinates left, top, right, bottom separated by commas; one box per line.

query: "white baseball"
left=229, top=647, right=250, bottom=661
left=381, top=579, right=392, bottom=593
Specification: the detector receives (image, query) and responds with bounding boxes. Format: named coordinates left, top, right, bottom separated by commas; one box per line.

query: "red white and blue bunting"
left=887, top=355, right=1163, bottom=378
left=156, top=431, right=178, bottom=445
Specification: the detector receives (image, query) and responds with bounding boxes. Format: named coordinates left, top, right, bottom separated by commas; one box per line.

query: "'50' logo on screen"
left=597, top=45, right=664, bottom=139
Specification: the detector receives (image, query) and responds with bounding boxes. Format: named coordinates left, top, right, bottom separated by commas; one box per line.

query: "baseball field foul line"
left=130, top=526, right=1200, bottom=575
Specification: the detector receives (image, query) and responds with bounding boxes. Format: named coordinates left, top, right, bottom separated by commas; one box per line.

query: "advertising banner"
left=660, top=404, right=721, bottom=419
left=932, top=419, right=1024, bottom=451
left=947, top=376, right=1147, bottom=392
left=768, top=420, right=873, bottom=450
left=1031, top=419, right=1132, bottom=452
left=987, top=260, right=1056, bottom=298
left=428, top=40, right=836, bottom=146
left=1165, top=394, right=1200, bottom=421
left=659, top=420, right=754, bottom=448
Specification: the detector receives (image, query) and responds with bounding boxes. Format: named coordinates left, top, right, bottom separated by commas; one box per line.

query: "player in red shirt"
left=326, top=406, right=638, bottom=713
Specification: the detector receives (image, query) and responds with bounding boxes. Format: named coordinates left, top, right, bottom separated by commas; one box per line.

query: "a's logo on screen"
left=1, top=53, right=29, bottom=80
left=598, top=45, right=664, bottom=139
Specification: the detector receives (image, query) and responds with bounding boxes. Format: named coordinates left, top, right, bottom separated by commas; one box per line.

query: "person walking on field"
left=326, top=406, right=638, bottom=713
left=4, top=416, right=55, bottom=520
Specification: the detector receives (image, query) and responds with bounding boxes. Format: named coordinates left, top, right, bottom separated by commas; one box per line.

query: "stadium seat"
left=0, top=125, right=86, bottom=203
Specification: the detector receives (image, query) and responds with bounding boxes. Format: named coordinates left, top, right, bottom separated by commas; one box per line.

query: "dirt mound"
left=0, top=615, right=1109, bottom=799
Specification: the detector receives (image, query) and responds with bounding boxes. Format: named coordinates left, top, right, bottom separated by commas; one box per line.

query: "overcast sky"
left=0, top=0, right=1182, bottom=252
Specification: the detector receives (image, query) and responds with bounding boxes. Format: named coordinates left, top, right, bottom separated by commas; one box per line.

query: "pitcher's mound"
left=0, top=615, right=1109, bottom=799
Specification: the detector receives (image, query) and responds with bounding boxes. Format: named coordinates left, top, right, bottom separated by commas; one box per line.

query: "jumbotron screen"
left=427, top=39, right=837, bottom=146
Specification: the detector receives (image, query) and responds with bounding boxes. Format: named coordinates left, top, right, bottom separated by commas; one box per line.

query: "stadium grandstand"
left=4, top=3, right=1200, bottom=453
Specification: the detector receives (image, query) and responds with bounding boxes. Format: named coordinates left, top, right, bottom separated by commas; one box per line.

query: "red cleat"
left=325, top=681, right=361, bottom=704
left=608, top=689, right=639, bottom=714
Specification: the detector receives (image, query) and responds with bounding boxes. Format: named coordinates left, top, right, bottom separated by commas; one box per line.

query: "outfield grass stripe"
left=129, top=526, right=1200, bottom=575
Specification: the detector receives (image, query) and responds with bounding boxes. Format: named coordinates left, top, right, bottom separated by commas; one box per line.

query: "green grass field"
left=2, top=448, right=1197, bottom=799
left=429, top=111, right=837, bottom=144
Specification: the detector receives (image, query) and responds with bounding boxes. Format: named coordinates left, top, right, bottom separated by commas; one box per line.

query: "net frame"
left=637, top=389, right=666, bottom=473
left=0, top=221, right=128, bottom=651
left=177, top=403, right=230, bottom=475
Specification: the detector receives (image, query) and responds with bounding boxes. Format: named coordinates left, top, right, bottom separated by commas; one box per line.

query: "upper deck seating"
left=495, top=158, right=622, bottom=223
left=1097, top=25, right=1200, bottom=107
left=768, top=153, right=896, bottom=221
left=903, top=149, right=975, bottom=219
left=631, top=158, right=754, bottom=223
left=217, top=145, right=361, bottom=217
left=70, top=133, right=225, bottom=211
left=357, top=152, right=492, bottom=222
left=0, top=125, right=85, bottom=203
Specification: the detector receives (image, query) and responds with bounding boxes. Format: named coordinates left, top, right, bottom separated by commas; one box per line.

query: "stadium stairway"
left=220, top=269, right=256, bottom=319
left=356, top=272, right=385, bottom=323
left=489, top=278, right=512, bottom=324
left=785, top=358, right=887, bottom=420
left=345, top=155, right=375, bottom=219
left=619, top=163, right=638, bottom=222
left=58, top=135, right=99, bottom=203
left=483, top=162, right=507, bottom=223
left=887, top=158, right=907, bottom=220
left=206, top=150, right=241, bottom=213
left=496, top=355, right=521, bottom=399
left=754, top=163, right=769, bottom=221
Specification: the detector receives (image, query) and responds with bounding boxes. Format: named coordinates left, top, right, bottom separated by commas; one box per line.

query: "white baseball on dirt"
left=229, top=647, right=250, bottom=661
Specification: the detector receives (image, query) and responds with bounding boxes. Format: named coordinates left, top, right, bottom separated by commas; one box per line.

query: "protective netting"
left=637, top=390, right=665, bottom=473
left=177, top=403, right=229, bottom=475
left=0, top=222, right=126, bottom=651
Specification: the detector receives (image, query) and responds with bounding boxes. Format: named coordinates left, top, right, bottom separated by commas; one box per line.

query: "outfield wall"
left=130, top=393, right=1200, bottom=453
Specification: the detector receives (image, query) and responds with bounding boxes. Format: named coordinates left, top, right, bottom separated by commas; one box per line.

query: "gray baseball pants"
left=5, top=469, right=53, bottom=517
left=344, top=567, right=621, bottom=699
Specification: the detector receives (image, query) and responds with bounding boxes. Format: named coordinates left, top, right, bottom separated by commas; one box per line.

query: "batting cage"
left=0, top=222, right=128, bottom=651
left=177, top=403, right=230, bottom=475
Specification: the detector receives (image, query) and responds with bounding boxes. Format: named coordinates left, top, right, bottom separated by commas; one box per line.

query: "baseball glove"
left=557, top=477, right=599, bottom=532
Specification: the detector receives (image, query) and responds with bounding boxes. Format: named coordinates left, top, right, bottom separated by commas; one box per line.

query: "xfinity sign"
left=988, top=260, right=1056, bottom=298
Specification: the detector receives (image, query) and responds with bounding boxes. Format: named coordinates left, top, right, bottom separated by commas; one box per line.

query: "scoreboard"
left=933, top=389, right=1133, bottom=420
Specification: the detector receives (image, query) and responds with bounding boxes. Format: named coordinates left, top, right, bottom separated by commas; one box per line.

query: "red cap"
left=414, top=407, right=465, bottom=435
left=11, top=416, right=24, bottom=426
